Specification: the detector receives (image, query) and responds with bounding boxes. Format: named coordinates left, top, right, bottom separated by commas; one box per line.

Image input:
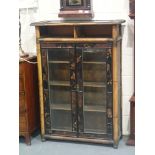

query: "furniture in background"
left=31, top=20, right=125, bottom=148
left=127, top=93, right=135, bottom=145
left=127, top=0, right=135, bottom=146
left=19, top=56, right=39, bottom=145
left=129, top=0, right=135, bottom=19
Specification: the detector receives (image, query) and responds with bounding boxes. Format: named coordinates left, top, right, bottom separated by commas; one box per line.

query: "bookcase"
left=31, top=20, right=125, bottom=147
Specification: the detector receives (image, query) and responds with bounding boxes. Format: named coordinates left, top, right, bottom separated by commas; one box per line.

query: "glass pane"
left=84, top=87, right=106, bottom=106
left=48, top=48, right=72, bottom=132
left=48, top=49, right=70, bottom=61
left=83, top=48, right=107, bottom=62
left=50, top=86, right=71, bottom=105
left=84, top=111, right=107, bottom=133
left=51, top=109, right=72, bottom=131
left=83, top=64, right=106, bottom=82
left=49, top=63, right=70, bottom=82
left=83, top=47, right=107, bottom=134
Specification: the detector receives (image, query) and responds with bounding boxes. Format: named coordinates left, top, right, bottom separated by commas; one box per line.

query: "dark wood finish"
left=58, top=10, right=93, bottom=18
left=129, top=0, right=135, bottom=19
left=128, top=0, right=135, bottom=146
left=19, top=56, right=39, bottom=145
left=32, top=20, right=125, bottom=147
left=58, top=0, right=93, bottom=18
left=126, top=93, right=135, bottom=146
left=31, top=20, right=125, bottom=26
left=44, top=134, right=114, bottom=145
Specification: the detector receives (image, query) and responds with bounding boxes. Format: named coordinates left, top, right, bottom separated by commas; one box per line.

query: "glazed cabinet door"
left=76, top=43, right=113, bottom=139
left=41, top=42, right=113, bottom=139
left=41, top=43, right=77, bottom=136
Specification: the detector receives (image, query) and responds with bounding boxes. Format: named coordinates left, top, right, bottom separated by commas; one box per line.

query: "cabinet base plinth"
left=44, top=134, right=114, bottom=146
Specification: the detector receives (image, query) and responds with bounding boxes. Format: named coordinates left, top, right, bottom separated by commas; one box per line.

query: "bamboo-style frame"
left=33, top=20, right=125, bottom=147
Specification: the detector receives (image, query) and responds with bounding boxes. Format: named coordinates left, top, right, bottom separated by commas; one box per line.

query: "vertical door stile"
left=106, top=43, right=113, bottom=138
left=41, top=48, right=51, bottom=134
left=70, top=46, right=78, bottom=132
left=76, top=45, right=84, bottom=134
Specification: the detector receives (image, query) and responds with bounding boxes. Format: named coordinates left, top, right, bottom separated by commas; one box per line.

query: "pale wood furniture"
left=31, top=20, right=125, bottom=148
left=19, top=56, right=39, bottom=145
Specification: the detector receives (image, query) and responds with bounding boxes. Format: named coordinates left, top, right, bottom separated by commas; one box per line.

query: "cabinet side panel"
left=24, top=59, right=39, bottom=132
left=36, top=27, right=45, bottom=137
left=112, top=25, right=119, bottom=147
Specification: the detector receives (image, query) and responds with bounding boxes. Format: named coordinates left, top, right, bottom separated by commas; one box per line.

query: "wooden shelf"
left=84, top=129, right=106, bottom=134
left=39, top=38, right=114, bottom=43
left=49, top=81, right=70, bottom=86
left=84, top=105, right=106, bottom=112
left=51, top=127, right=72, bottom=132
left=107, top=92, right=112, bottom=94
left=48, top=61, right=70, bottom=64
left=84, top=82, right=106, bottom=88
left=83, top=61, right=106, bottom=65
left=50, top=81, right=106, bottom=88
left=50, top=104, right=71, bottom=111
left=49, top=61, right=105, bottom=64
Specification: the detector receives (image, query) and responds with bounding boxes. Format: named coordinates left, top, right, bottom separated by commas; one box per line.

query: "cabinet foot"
left=25, top=134, right=31, bottom=145
left=41, top=135, right=46, bottom=142
left=113, top=143, right=118, bottom=149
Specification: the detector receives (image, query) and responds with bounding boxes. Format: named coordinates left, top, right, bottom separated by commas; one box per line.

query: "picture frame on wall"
left=59, top=0, right=93, bottom=18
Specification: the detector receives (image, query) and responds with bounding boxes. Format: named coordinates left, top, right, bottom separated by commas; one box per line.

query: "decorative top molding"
left=31, top=20, right=126, bottom=26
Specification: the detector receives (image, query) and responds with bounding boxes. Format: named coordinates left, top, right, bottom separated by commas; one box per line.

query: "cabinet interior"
left=39, top=25, right=113, bottom=38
